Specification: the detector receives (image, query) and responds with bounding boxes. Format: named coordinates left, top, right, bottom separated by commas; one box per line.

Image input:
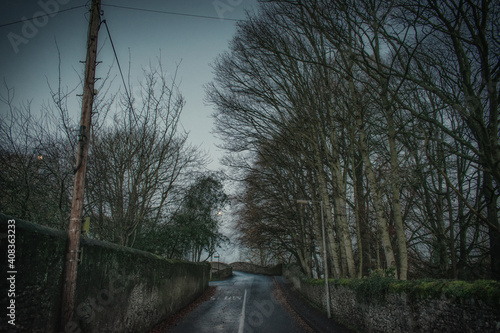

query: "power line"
left=0, top=3, right=245, bottom=29
left=102, top=20, right=135, bottom=118
left=101, top=4, right=245, bottom=22
left=0, top=5, right=87, bottom=28
left=98, top=3, right=245, bottom=117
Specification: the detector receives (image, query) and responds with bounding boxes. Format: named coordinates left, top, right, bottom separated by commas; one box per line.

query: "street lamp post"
left=214, top=253, right=220, bottom=279
left=297, top=199, right=331, bottom=318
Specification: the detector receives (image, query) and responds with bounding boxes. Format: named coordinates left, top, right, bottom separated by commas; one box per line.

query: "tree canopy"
left=208, top=0, right=499, bottom=280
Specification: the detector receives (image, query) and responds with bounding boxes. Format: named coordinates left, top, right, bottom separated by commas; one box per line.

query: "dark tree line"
left=207, top=0, right=499, bottom=280
left=0, top=59, right=228, bottom=261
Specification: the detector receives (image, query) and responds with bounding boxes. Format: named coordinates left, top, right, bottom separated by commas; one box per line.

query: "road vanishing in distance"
left=167, top=271, right=309, bottom=333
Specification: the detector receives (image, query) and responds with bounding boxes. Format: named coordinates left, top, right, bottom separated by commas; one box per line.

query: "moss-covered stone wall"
left=284, top=265, right=500, bottom=333
left=0, top=214, right=210, bottom=333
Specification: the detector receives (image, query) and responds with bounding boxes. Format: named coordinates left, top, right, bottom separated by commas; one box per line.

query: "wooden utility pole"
left=60, top=0, right=101, bottom=330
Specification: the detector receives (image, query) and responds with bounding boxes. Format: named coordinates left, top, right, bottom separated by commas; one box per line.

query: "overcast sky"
left=1, top=0, right=259, bottom=263
left=0, top=0, right=258, bottom=171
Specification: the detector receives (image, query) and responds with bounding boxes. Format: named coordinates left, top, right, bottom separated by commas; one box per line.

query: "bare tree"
left=208, top=0, right=498, bottom=280
left=0, top=82, right=75, bottom=229
left=86, top=61, right=204, bottom=247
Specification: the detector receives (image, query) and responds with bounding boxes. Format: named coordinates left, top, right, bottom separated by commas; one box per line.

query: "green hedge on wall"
left=299, top=271, right=500, bottom=306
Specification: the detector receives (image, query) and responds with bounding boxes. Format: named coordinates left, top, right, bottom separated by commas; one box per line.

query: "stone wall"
left=210, top=262, right=233, bottom=280
left=230, top=262, right=282, bottom=276
left=0, top=214, right=210, bottom=333
left=284, top=265, right=500, bottom=333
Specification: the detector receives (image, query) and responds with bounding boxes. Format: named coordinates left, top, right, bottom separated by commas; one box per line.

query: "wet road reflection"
left=167, top=271, right=307, bottom=333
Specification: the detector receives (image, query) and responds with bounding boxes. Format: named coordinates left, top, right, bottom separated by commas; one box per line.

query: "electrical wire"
left=0, top=5, right=87, bottom=28
left=0, top=3, right=245, bottom=29
left=101, top=20, right=135, bottom=118
left=101, top=4, right=244, bottom=22
left=1, top=1, right=243, bottom=116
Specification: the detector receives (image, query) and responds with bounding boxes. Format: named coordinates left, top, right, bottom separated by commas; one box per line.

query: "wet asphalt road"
left=167, top=271, right=308, bottom=333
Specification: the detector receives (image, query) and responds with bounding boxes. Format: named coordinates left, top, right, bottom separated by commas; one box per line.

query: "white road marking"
left=210, top=295, right=243, bottom=301
left=238, top=289, right=247, bottom=333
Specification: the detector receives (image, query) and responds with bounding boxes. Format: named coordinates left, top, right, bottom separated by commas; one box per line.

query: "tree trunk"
left=386, top=108, right=408, bottom=280
left=353, top=151, right=371, bottom=277
left=326, top=112, right=356, bottom=277
left=318, top=167, right=342, bottom=278
left=353, top=101, right=397, bottom=274
left=484, top=171, right=500, bottom=280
